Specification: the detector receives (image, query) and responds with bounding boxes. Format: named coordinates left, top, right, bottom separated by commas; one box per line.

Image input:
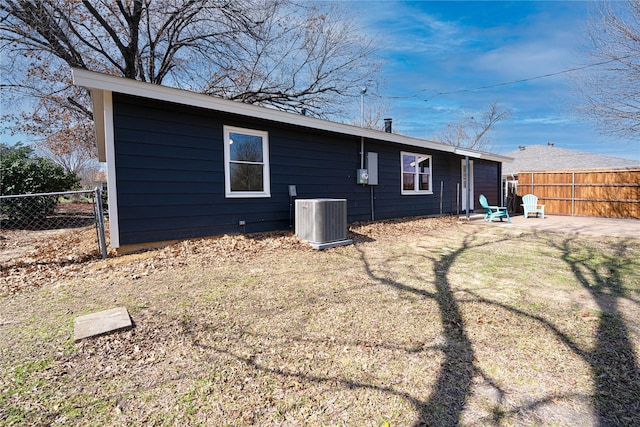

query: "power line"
left=374, top=54, right=638, bottom=101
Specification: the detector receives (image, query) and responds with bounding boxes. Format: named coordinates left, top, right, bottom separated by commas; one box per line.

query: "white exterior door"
left=461, top=159, right=474, bottom=212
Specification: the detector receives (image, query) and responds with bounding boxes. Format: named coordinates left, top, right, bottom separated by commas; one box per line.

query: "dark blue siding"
left=112, top=93, right=501, bottom=245
left=474, top=160, right=502, bottom=206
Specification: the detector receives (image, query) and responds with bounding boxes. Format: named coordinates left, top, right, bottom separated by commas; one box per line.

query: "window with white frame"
left=401, top=151, right=432, bottom=195
left=223, top=126, right=270, bottom=198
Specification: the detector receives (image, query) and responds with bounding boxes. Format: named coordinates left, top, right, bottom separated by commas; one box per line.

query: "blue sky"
left=2, top=1, right=638, bottom=161
left=347, top=0, right=640, bottom=160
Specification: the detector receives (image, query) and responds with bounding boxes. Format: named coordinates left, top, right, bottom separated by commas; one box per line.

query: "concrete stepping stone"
left=74, top=307, right=132, bottom=341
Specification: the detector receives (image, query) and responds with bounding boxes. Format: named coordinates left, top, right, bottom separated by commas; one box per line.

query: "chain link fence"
left=0, top=188, right=107, bottom=260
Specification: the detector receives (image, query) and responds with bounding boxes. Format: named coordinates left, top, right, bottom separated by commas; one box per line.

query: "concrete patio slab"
left=74, top=307, right=132, bottom=341
left=463, top=214, right=640, bottom=239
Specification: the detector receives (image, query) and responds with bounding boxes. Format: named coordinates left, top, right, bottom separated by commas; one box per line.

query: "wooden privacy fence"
left=517, top=168, right=640, bottom=219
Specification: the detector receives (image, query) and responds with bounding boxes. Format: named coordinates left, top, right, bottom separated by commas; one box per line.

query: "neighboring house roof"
left=71, top=68, right=511, bottom=164
left=501, top=144, right=640, bottom=176
left=91, top=171, right=107, bottom=182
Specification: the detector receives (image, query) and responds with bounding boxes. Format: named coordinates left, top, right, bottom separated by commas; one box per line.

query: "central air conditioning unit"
left=295, top=198, right=353, bottom=250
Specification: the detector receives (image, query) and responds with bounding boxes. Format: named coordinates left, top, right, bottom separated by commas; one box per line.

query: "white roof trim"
left=90, top=89, right=106, bottom=162
left=72, top=68, right=511, bottom=163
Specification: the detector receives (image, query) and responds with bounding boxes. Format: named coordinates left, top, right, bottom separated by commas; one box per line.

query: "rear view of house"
left=73, top=69, right=510, bottom=252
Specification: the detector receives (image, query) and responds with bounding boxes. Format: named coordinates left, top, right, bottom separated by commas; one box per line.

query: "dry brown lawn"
left=1, top=216, right=639, bottom=426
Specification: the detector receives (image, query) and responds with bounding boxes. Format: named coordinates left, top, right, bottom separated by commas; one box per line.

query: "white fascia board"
left=72, top=68, right=510, bottom=163
left=455, top=148, right=512, bottom=163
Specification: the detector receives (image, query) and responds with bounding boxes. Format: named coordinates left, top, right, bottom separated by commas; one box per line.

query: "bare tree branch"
left=436, top=102, right=511, bottom=151
left=572, top=0, right=640, bottom=139
left=1, top=0, right=380, bottom=170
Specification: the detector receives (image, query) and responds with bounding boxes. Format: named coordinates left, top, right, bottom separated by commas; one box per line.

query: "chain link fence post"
left=0, top=189, right=107, bottom=260
left=94, top=187, right=108, bottom=259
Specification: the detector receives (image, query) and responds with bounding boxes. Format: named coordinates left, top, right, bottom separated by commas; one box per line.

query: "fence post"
left=94, top=187, right=108, bottom=259
left=440, top=180, right=443, bottom=216
left=531, top=172, right=534, bottom=194
left=572, top=172, right=575, bottom=216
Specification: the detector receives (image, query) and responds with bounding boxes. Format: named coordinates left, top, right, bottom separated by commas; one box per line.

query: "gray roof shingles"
left=502, top=144, right=640, bottom=176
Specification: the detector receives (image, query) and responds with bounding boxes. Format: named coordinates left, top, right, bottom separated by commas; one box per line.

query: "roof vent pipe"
left=519, top=145, right=525, bottom=150
left=384, top=118, right=392, bottom=133
left=548, top=141, right=555, bottom=147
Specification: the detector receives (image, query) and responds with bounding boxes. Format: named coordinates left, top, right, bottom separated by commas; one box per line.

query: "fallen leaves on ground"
left=1, top=216, right=459, bottom=296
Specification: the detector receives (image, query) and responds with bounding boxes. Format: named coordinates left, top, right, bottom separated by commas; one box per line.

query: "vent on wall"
left=295, top=199, right=353, bottom=250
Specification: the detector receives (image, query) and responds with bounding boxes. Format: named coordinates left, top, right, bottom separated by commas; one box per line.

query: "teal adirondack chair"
left=479, top=194, right=511, bottom=223
left=521, top=194, right=545, bottom=219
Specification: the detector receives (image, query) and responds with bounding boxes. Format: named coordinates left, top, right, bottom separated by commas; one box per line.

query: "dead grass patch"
left=1, top=216, right=639, bottom=426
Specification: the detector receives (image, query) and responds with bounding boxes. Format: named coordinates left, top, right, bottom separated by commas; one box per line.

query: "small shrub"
left=0, top=143, right=80, bottom=221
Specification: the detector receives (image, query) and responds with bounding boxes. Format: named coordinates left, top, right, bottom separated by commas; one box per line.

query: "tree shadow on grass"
left=353, top=229, right=640, bottom=425
left=169, top=230, right=491, bottom=424
left=460, top=233, right=640, bottom=425
left=174, top=229, right=638, bottom=424
left=553, top=236, right=640, bottom=425
left=180, top=229, right=588, bottom=425
left=355, top=232, right=498, bottom=425
left=408, top=240, right=475, bottom=425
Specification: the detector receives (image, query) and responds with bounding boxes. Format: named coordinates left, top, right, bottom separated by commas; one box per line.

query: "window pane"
left=229, top=133, right=263, bottom=162
left=230, top=163, right=264, bottom=191
left=417, top=157, right=430, bottom=173
left=419, top=174, right=430, bottom=190
left=402, top=154, right=415, bottom=173
left=403, top=173, right=415, bottom=191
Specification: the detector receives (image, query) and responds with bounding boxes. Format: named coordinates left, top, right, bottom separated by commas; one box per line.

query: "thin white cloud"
left=517, top=116, right=574, bottom=125
left=343, top=1, right=638, bottom=160
left=373, top=3, right=585, bottom=93
left=355, top=1, right=472, bottom=55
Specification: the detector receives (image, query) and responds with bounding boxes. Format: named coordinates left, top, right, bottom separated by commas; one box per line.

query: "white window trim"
left=401, top=151, right=433, bottom=195
left=223, top=125, right=271, bottom=198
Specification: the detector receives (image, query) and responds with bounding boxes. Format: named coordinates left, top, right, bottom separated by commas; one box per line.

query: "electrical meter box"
left=357, top=152, right=378, bottom=185
left=357, top=169, right=369, bottom=184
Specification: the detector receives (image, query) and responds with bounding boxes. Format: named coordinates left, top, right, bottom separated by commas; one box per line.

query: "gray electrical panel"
left=367, top=152, right=378, bottom=185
